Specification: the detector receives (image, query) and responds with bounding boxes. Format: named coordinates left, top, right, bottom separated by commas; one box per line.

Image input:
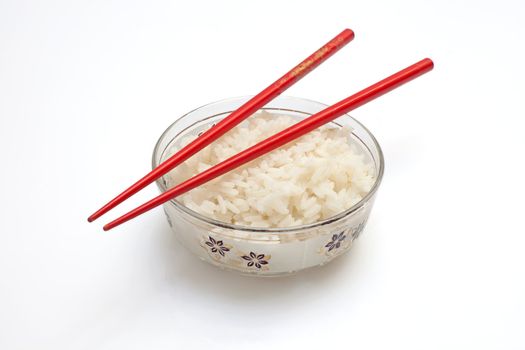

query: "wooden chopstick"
left=88, top=29, right=355, bottom=222
left=103, top=58, right=434, bottom=231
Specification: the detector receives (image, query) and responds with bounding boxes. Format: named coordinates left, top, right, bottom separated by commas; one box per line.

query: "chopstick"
left=103, top=58, right=434, bottom=231
left=88, top=29, right=355, bottom=222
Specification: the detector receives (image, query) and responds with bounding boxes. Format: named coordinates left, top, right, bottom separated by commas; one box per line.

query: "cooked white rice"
left=166, top=111, right=376, bottom=228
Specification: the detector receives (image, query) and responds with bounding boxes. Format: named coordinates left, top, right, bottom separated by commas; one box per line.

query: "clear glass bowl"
left=153, top=96, right=384, bottom=276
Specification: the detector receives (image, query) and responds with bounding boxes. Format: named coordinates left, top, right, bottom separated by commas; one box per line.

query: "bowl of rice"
left=153, top=96, right=384, bottom=276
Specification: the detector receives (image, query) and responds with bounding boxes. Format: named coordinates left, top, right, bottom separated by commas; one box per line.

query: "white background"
left=1, top=0, right=524, bottom=349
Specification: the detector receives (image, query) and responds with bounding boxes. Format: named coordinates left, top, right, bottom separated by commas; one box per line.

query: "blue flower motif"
left=241, top=252, right=269, bottom=268
left=205, top=236, right=230, bottom=257
left=324, top=232, right=346, bottom=251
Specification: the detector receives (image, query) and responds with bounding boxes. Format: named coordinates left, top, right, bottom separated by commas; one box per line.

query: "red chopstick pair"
left=88, top=29, right=434, bottom=231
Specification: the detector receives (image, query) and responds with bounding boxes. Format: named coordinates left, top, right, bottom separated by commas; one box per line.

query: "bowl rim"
left=152, top=95, right=384, bottom=233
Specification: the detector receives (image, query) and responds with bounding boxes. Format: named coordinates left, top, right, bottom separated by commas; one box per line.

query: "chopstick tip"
left=423, top=58, right=434, bottom=69
left=88, top=209, right=104, bottom=222
left=342, top=28, right=355, bottom=40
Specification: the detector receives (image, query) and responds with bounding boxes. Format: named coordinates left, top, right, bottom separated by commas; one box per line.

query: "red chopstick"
left=88, top=29, right=355, bottom=222
left=103, top=58, right=434, bottom=231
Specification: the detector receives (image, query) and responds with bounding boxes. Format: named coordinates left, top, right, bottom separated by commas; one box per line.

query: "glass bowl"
left=153, top=96, right=384, bottom=276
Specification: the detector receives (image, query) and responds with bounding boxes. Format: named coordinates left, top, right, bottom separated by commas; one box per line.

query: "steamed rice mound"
left=166, top=111, right=376, bottom=228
